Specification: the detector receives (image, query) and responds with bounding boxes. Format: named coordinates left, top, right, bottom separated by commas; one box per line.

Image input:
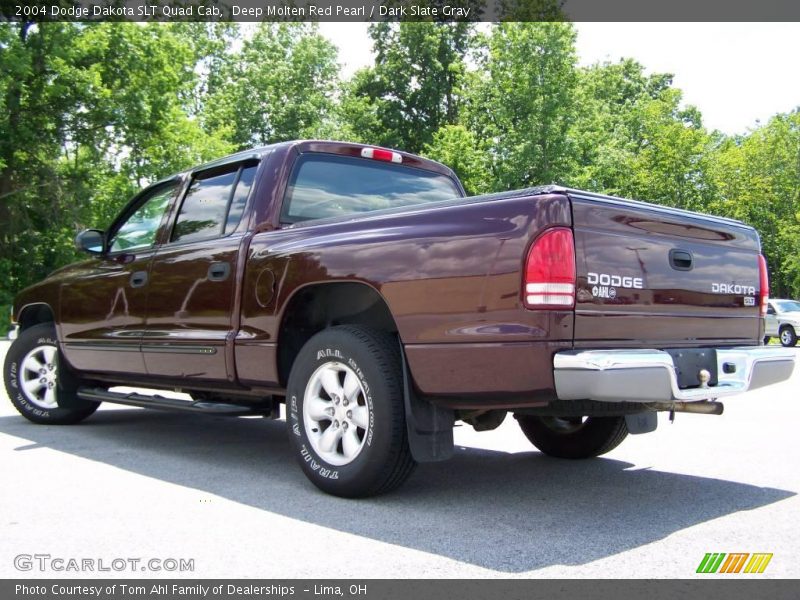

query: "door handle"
left=207, top=262, right=231, bottom=282
left=669, top=249, right=693, bottom=271
left=129, top=271, right=148, bottom=288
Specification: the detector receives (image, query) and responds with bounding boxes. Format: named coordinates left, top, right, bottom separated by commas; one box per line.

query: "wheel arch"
left=16, top=303, right=56, bottom=333
left=276, top=281, right=399, bottom=387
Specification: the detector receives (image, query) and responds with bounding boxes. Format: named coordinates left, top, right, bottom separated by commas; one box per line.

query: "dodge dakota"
left=3, top=140, right=795, bottom=497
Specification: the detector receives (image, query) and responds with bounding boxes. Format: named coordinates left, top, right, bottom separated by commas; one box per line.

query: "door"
left=142, top=162, right=258, bottom=382
left=60, top=182, right=179, bottom=375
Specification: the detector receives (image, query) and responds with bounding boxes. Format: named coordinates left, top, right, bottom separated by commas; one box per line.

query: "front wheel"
left=515, top=415, right=628, bottom=459
left=779, top=325, right=797, bottom=347
left=286, top=326, right=416, bottom=497
left=3, top=323, right=99, bottom=424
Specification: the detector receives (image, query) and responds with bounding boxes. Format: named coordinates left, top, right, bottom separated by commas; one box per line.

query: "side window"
left=109, top=184, right=176, bottom=253
left=171, top=164, right=257, bottom=244
left=767, top=304, right=776, bottom=315
left=226, top=165, right=257, bottom=234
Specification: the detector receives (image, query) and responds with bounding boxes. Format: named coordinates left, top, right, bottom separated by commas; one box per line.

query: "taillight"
left=758, top=254, right=769, bottom=316
left=524, top=227, right=576, bottom=309
left=360, top=147, right=402, bottom=163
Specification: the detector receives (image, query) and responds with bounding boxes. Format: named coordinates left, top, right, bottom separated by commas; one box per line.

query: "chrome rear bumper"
left=554, top=346, right=795, bottom=403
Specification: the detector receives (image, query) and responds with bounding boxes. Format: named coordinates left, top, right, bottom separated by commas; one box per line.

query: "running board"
left=77, top=387, right=272, bottom=416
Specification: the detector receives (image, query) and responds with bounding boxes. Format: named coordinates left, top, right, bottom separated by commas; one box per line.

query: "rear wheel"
left=779, top=325, right=797, bottom=347
left=286, top=325, right=416, bottom=497
left=3, top=323, right=99, bottom=424
left=515, top=415, right=628, bottom=459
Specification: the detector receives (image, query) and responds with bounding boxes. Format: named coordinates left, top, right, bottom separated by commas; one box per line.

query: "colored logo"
left=696, top=553, right=773, bottom=574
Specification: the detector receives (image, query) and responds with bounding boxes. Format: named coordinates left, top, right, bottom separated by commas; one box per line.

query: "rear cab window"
left=280, top=154, right=462, bottom=224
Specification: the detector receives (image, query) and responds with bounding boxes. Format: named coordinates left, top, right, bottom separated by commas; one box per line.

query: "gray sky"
left=318, top=22, right=800, bottom=135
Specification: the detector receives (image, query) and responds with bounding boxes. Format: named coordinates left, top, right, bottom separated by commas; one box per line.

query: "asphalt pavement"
left=1, top=340, right=798, bottom=578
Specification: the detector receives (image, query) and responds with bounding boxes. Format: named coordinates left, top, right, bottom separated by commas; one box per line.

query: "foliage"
left=707, top=110, right=800, bottom=296
left=465, top=22, right=578, bottom=190
left=0, top=22, right=232, bottom=334
left=422, top=125, right=491, bottom=195
left=203, top=23, right=339, bottom=148
left=343, top=21, right=476, bottom=154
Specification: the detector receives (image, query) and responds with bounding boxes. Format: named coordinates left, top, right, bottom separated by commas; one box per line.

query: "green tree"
left=0, top=22, right=91, bottom=332
left=344, top=21, right=476, bottom=153
left=565, top=59, right=715, bottom=212
left=708, top=110, right=800, bottom=296
left=617, top=91, right=713, bottom=211
left=422, top=125, right=491, bottom=195
left=0, top=22, right=233, bottom=334
left=567, top=58, right=672, bottom=193
left=203, top=23, right=339, bottom=148
left=466, top=22, right=578, bottom=190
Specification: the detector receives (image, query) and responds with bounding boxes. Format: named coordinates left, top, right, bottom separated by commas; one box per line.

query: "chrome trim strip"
left=65, top=342, right=217, bottom=355
left=141, top=344, right=217, bottom=355
left=64, top=343, right=140, bottom=352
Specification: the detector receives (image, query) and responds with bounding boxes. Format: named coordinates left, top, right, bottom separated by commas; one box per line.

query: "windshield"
left=774, top=300, right=800, bottom=313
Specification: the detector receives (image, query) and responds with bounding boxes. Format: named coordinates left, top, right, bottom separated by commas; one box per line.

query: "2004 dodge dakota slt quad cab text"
left=3, top=141, right=796, bottom=497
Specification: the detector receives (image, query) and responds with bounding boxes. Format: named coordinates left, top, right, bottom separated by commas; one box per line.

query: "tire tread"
left=287, top=325, right=416, bottom=497
left=337, top=325, right=416, bottom=497
left=3, top=323, right=98, bottom=425
left=516, top=414, right=629, bottom=459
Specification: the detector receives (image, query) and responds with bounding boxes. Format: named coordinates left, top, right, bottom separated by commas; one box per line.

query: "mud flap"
left=55, top=350, right=99, bottom=410
left=625, top=411, right=658, bottom=434
left=400, top=348, right=454, bottom=462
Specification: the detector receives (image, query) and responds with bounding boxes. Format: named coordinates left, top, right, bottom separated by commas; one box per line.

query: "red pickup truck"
left=3, top=140, right=795, bottom=497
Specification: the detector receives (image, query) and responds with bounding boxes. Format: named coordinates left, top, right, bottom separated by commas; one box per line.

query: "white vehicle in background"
left=764, top=299, right=800, bottom=347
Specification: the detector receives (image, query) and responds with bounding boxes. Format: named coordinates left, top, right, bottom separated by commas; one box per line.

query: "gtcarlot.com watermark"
left=14, top=554, right=194, bottom=573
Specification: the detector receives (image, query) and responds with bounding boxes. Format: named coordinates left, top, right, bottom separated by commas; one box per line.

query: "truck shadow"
left=1, top=409, right=794, bottom=573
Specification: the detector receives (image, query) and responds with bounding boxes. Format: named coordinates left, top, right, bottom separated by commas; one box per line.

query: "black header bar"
left=3, top=579, right=800, bottom=600
left=2, top=0, right=800, bottom=22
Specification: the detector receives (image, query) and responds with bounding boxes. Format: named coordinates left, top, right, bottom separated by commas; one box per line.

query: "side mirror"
left=75, top=229, right=106, bottom=255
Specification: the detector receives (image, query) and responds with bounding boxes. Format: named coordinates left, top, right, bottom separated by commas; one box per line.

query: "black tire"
left=763, top=336, right=771, bottom=346
left=515, top=415, right=628, bottom=459
left=3, top=323, right=99, bottom=425
left=286, top=325, right=416, bottom=497
left=779, top=325, right=797, bottom=347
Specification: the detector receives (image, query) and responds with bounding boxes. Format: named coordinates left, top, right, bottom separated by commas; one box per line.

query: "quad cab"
left=4, top=141, right=795, bottom=497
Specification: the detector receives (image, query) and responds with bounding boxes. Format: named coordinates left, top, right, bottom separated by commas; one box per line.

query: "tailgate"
left=570, top=191, right=762, bottom=347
